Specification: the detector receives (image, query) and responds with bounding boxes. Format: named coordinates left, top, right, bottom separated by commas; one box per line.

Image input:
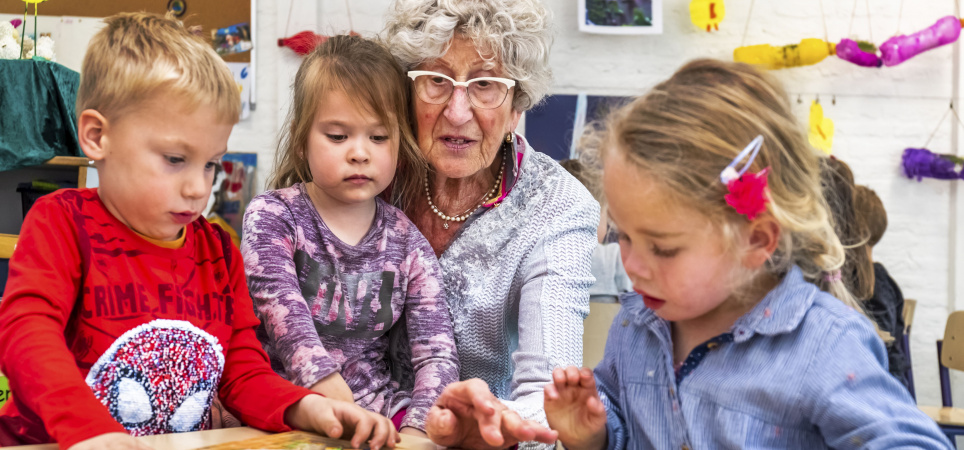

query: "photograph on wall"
left=579, top=0, right=663, bottom=34
left=212, top=22, right=252, bottom=56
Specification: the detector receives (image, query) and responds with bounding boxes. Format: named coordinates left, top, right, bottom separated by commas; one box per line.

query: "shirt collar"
left=482, top=133, right=529, bottom=207
left=731, top=266, right=817, bottom=342
left=624, top=266, right=818, bottom=342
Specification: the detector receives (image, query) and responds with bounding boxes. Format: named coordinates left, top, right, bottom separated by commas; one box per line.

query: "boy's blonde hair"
left=603, top=59, right=863, bottom=312
left=77, top=12, right=240, bottom=124
left=270, top=35, right=424, bottom=210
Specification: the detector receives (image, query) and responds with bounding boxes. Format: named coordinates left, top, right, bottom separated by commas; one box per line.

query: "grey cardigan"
left=438, top=135, right=599, bottom=447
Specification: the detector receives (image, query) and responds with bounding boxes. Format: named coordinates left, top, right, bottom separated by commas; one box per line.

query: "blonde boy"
left=0, top=13, right=397, bottom=450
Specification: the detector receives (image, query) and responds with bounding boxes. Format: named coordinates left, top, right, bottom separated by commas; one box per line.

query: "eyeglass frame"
left=407, top=70, right=516, bottom=109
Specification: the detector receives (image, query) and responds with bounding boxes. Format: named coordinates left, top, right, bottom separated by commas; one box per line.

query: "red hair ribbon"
left=720, top=135, right=770, bottom=220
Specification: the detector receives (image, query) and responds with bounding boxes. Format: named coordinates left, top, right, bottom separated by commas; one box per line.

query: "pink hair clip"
left=823, top=270, right=842, bottom=283
left=720, top=135, right=770, bottom=221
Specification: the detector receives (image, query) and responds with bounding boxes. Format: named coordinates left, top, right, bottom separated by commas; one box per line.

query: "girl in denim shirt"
left=544, top=59, right=951, bottom=450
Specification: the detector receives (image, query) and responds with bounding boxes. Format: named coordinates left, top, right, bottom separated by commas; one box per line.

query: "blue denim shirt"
left=596, top=266, right=951, bottom=449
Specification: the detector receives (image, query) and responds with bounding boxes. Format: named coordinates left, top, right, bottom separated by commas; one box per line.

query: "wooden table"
left=8, top=427, right=439, bottom=449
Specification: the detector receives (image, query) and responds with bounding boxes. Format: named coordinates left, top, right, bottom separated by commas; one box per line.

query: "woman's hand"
left=425, top=378, right=558, bottom=449
left=285, top=394, right=399, bottom=449
left=67, top=432, right=153, bottom=450
left=309, top=372, right=355, bottom=404
left=544, top=367, right=608, bottom=450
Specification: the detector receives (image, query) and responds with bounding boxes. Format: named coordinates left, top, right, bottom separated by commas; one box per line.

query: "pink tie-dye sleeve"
left=397, top=229, right=460, bottom=431
left=241, top=194, right=340, bottom=388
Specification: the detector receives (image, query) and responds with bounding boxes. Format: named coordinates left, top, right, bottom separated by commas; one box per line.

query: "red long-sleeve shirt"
left=0, top=189, right=313, bottom=449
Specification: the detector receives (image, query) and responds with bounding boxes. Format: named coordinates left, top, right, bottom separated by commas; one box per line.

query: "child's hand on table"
left=399, top=427, right=427, bottom=438
left=285, top=394, right=399, bottom=449
left=68, top=432, right=153, bottom=450
left=544, top=366, right=608, bottom=450
left=309, top=372, right=356, bottom=404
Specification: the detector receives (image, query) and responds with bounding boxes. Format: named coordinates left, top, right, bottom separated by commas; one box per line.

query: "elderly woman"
left=382, top=0, right=599, bottom=448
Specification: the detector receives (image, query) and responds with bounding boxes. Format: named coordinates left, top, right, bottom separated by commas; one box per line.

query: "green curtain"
left=0, top=59, right=82, bottom=172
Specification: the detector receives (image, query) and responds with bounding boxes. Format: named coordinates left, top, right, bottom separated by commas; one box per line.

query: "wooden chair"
left=919, top=311, right=964, bottom=442
left=0, top=233, right=17, bottom=299
left=0, top=233, right=16, bottom=259
left=903, top=299, right=917, bottom=400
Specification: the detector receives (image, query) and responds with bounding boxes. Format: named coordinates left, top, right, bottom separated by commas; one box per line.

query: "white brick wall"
left=235, top=0, right=963, bottom=408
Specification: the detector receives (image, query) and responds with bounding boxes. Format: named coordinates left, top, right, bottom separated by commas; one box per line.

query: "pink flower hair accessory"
left=720, top=135, right=770, bottom=221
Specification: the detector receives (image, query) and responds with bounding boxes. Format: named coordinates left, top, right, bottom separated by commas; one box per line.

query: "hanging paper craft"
left=902, top=148, right=964, bottom=181
left=836, top=38, right=881, bottom=67
left=278, top=31, right=325, bottom=55
left=734, top=38, right=835, bottom=70
left=277, top=31, right=360, bottom=56
left=689, top=0, right=725, bottom=32
left=880, top=16, right=962, bottom=66
left=808, top=101, right=834, bottom=154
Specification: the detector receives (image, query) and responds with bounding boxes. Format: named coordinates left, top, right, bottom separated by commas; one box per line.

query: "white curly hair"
left=382, top=0, right=553, bottom=112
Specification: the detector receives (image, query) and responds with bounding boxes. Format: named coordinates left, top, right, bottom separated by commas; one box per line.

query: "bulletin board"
left=0, top=0, right=251, bottom=63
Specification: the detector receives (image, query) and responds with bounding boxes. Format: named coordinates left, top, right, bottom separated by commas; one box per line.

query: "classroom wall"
left=239, top=0, right=963, bottom=409
left=6, top=0, right=960, bottom=409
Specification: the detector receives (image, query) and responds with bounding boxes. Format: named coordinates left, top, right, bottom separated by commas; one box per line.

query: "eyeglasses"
left=408, top=70, right=515, bottom=109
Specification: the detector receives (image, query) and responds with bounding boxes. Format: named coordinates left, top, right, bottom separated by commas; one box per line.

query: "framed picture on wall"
left=579, top=0, right=663, bottom=34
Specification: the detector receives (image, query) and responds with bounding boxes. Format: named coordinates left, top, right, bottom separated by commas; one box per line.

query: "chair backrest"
left=583, top=302, right=622, bottom=369
left=0, top=234, right=16, bottom=299
left=0, top=234, right=16, bottom=260
left=903, top=299, right=917, bottom=335
left=901, top=299, right=917, bottom=400
left=941, top=311, right=964, bottom=371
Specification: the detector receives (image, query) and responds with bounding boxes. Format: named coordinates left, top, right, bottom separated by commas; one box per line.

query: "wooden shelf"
left=42, top=156, right=91, bottom=168
left=0, top=158, right=93, bottom=237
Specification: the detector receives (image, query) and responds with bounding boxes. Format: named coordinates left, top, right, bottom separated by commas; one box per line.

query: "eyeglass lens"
left=413, top=75, right=510, bottom=109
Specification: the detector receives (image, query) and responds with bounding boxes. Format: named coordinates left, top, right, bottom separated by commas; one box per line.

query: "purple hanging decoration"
left=901, top=148, right=964, bottom=181
left=10, top=19, right=22, bottom=29
left=836, top=38, right=882, bottom=67
left=880, top=16, right=962, bottom=67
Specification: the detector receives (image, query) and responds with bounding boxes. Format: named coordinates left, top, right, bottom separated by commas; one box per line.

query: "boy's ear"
left=78, top=109, right=108, bottom=161
left=742, top=214, right=780, bottom=270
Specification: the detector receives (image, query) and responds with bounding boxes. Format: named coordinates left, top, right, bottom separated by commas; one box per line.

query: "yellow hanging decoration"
left=689, top=0, right=725, bottom=32
left=734, top=38, right=836, bottom=70
left=808, top=101, right=834, bottom=154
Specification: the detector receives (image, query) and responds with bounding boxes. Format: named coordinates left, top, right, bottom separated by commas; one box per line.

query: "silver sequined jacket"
left=439, top=135, right=599, bottom=448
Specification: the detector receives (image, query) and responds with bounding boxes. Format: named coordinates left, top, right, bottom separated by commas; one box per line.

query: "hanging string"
left=740, top=0, right=756, bottom=47
left=923, top=105, right=953, bottom=149
left=847, top=0, right=859, bottom=37
left=345, top=0, right=354, bottom=32
left=895, top=0, right=905, bottom=35
left=284, top=0, right=296, bottom=37
left=864, top=0, right=874, bottom=43
left=818, top=0, right=829, bottom=43
left=951, top=104, right=964, bottom=135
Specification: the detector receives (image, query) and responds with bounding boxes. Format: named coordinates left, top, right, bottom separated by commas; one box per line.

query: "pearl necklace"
left=424, top=157, right=505, bottom=230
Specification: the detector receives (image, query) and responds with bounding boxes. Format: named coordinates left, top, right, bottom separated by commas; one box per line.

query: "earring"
left=505, top=132, right=513, bottom=144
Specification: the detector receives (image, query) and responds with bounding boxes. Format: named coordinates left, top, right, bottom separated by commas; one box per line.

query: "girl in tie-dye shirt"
left=240, top=35, right=458, bottom=436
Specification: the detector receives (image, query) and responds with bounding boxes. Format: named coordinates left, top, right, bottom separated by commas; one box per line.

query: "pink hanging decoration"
left=879, top=16, right=962, bottom=67
left=10, top=19, right=22, bottom=29
left=836, top=38, right=881, bottom=67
